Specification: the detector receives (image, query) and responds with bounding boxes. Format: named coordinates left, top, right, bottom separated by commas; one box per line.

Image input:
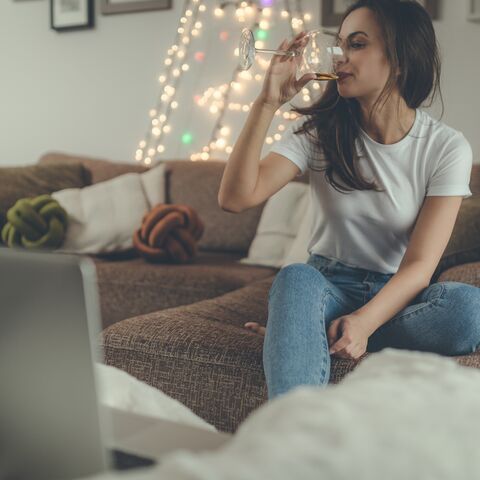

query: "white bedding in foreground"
left=86, top=348, right=480, bottom=480
left=95, top=363, right=216, bottom=432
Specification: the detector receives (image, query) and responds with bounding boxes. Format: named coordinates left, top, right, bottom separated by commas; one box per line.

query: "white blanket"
left=84, top=348, right=480, bottom=480
left=95, top=363, right=216, bottom=432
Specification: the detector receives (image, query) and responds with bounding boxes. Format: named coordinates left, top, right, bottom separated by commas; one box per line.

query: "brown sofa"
left=36, top=152, right=480, bottom=434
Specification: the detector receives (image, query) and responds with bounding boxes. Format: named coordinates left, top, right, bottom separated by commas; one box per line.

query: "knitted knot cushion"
left=133, top=204, right=204, bottom=263
left=1, top=195, right=68, bottom=249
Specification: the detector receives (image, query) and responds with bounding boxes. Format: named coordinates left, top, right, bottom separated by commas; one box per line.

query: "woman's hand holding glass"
left=256, top=31, right=317, bottom=110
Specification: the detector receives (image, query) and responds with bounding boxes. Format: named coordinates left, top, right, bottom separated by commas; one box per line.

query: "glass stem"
left=256, top=48, right=299, bottom=57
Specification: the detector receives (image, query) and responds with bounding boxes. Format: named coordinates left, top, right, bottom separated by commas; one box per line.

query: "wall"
left=0, top=0, right=478, bottom=166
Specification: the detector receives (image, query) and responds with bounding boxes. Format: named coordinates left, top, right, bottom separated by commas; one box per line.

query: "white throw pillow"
left=95, top=363, right=216, bottom=432
left=282, top=191, right=313, bottom=266
left=239, top=182, right=309, bottom=268
left=51, top=164, right=165, bottom=254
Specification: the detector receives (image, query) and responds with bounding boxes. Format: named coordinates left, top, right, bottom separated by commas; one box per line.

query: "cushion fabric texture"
left=166, top=159, right=309, bottom=254
left=38, top=151, right=148, bottom=184
left=94, top=251, right=278, bottom=329
left=51, top=165, right=166, bottom=254
left=133, top=204, right=204, bottom=263
left=0, top=162, right=91, bottom=234
left=432, top=196, right=480, bottom=281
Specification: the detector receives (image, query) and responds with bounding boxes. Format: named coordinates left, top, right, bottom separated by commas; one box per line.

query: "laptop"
left=0, top=247, right=231, bottom=480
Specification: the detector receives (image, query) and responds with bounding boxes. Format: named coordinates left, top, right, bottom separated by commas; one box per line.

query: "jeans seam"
left=319, top=290, right=331, bottom=377
left=325, top=287, right=351, bottom=310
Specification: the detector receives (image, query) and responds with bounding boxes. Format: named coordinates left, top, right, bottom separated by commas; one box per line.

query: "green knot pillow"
left=1, top=195, right=68, bottom=249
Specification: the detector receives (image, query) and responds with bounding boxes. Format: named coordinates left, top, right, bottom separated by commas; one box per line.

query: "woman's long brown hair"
left=292, top=0, right=443, bottom=194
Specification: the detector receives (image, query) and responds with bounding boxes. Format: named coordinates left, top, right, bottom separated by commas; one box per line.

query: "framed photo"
left=50, top=0, right=94, bottom=32
left=321, top=0, right=439, bottom=27
left=101, top=0, right=172, bottom=15
left=468, top=0, right=480, bottom=22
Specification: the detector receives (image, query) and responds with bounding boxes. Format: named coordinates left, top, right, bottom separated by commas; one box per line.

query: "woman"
left=218, top=0, right=480, bottom=399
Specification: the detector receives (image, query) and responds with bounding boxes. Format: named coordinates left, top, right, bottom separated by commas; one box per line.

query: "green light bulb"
left=181, top=132, right=193, bottom=145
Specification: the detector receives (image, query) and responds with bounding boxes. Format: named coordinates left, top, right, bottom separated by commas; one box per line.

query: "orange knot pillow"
left=133, top=204, right=204, bottom=263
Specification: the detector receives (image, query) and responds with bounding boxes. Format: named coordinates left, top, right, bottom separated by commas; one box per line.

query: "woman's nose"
left=329, top=46, right=347, bottom=70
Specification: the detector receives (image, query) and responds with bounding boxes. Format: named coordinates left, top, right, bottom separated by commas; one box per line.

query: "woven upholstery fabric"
left=102, top=268, right=480, bottom=433
left=165, top=159, right=309, bottom=254
left=93, top=251, right=277, bottom=329
left=133, top=204, right=204, bottom=263
left=38, top=152, right=148, bottom=184
left=438, top=261, right=480, bottom=286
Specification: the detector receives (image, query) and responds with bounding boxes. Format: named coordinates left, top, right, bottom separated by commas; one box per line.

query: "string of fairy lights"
left=135, top=0, right=321, bottom=166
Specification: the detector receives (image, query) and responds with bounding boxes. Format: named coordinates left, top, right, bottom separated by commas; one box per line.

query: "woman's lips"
left=337, top=73, right=353, bottom=81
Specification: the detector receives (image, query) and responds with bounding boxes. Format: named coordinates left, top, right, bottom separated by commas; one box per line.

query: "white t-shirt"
left=270, top=109, right=473, bottom=274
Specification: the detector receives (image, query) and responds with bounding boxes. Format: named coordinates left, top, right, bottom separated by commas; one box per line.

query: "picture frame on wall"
left=468, top=0, right=480, bottom=22
left=50, top=0, right=94, bottom=32
left=101, top=0, right=172, bottom=15
left=321, top=0, right=439, bottom=27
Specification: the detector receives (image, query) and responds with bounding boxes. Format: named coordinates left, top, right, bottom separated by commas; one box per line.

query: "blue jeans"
left=263, top=253, right=480, bottom=399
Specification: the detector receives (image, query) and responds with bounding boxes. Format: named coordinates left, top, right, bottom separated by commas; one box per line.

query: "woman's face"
left=335, top=7, right=392, bottom=103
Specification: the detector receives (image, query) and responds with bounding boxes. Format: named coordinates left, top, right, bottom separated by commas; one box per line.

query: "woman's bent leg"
left=263, top=263, right=357, bottom=399
left=368, top=281, right=480, bottom=356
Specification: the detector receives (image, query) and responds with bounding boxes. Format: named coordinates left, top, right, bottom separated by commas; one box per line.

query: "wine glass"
left=299, top=29, right=344, bottom=81
left=238, top=28, right=344, bottom=81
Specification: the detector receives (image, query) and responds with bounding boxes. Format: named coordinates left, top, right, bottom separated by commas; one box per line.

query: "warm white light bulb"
left=157, top=145, right=165, bottom=153
left=163, top=125, right=171, bottom=133
left=148, top=148, right=155, bottom=156
left=145, top=157, right=152, bottom=165
left=152, top=127, right=161, bottom=136
left=266, top=137, right=273, bottom=144
left=220, top=126, right=230, bottom=136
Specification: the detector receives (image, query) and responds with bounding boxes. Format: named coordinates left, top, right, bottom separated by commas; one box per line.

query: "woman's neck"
left=357, top=96, right=416, bottom=145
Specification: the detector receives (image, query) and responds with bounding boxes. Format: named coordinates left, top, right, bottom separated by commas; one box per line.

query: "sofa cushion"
left=165, top=159, right=310, bottom=254
left=240, top=182, right=309, bottom=268
left=38, top=151, right=148, bottom=184
left=437, top=261, right=480, bottom=286
left=432, top=196, right=480, bottom=281
left=0, top=163, right=91, bottom=234
left=94, top=251, right=278, bottom=329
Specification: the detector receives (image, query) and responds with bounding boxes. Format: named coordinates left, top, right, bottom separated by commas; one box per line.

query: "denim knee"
left=442, top=282, right=480, bottom=354
left=268, top=263, right=329, bottom=301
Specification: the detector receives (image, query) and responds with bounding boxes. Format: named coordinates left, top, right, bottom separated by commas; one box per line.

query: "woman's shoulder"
left=416, top=109, right=470, bottom=149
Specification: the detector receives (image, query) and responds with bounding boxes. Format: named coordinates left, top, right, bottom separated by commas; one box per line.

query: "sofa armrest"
left=437, top=261, right=480, bottom=287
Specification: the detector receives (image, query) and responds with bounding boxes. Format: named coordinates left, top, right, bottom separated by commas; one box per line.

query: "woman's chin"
left=337, top=88, right=355, bottom=98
